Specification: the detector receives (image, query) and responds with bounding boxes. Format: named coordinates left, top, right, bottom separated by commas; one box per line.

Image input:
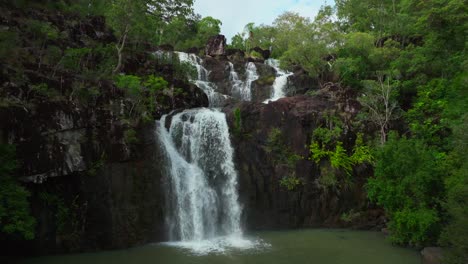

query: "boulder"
left=205, top=34, right=226, bottom=56
left=251, top=46, right=271, bottom=60
left=286, top=68, right=320, bottom=96
left=421, top=247, right=444, bottom=264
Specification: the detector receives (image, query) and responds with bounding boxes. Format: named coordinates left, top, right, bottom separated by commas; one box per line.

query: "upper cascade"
left=228, top=61, right=259, bottom=102
left=153, top=49, right=294, bottom=105
left=175, top=52, right=229, bottom=107
left=264, top=58, right=293, bottom=103
left=242, top=62, right=260, bottom=101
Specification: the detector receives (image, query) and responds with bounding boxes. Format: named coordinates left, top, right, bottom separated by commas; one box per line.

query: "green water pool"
left=20, top=229, right=420, bottom=264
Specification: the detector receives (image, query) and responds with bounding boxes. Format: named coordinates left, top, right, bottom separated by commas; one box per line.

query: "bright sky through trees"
left=193, top=0, right=328, bottom=41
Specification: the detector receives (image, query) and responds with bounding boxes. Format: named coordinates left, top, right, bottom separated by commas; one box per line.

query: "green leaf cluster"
left=0, top=145, right=36, bottom=240
left=367, top=133, right=447, bottom=245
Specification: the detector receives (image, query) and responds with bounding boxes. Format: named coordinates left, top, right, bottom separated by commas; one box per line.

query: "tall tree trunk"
left=113, top=25, right=129, bottom=75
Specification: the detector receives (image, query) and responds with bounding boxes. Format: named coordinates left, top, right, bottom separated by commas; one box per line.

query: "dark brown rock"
left=421, top=247, right=444, bottom=264
left=205, top=34, right=226, bottom=56
left=0, top=5, right=208, bottom=256
left=251, top=46, right=271, bottom=60
left=223, top=93, right=378, bottom=231
left=286, top=68, right=320, bottom=96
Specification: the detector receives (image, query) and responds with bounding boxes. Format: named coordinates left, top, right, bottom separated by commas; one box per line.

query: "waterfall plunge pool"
left=20, top=229, right=419, bottom=264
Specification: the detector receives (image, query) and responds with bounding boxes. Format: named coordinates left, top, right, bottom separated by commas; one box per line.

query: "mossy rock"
left=256, top=75, right=275, bottom=86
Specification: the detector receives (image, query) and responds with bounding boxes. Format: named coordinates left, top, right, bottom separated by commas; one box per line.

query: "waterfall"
left=158, top=108, right=256, bottom=254
left=175, top=52, right=228, bottom=107
left=264, top=58, right=293, bottom=102
left=228, top=61, right=258, bottom=102
left=242, top=62, right=259, bottom=101
left=228, top=62, right=244, bottom=100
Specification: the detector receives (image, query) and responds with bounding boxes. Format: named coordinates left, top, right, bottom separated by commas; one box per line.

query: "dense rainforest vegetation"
left=231, top=1, right=466, bottom=262
left=0, top=0, right=466, bottom=263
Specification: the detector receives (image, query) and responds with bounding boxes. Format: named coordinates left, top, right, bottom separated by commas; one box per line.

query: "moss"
left=256, top=75, right=276, bottom=86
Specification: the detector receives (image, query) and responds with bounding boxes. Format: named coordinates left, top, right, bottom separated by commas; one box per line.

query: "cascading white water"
left=228, top=62, right=244, bottom=100
left=175, top=52, right=228, bottom=107
left=158, top=108, right=258, bottom=254
left=264, top=58, right=293, bottom=102
left=241, top=62, right=259, bottom=101
left=228, top=62, right=259, bottom=101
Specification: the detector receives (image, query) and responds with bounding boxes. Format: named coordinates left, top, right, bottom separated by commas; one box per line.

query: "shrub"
left=366, top=133, right=446, bottom=246
left=0, top=145, right=36, bottom=240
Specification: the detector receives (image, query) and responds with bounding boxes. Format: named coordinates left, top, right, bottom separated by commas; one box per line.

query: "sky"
left=193, top=0, right=329, bottom=42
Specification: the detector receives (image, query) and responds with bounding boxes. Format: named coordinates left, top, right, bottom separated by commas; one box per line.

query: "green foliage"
left=0, top=145, right=36, bottom=240
left=406, top=78, right=451, bottom=148
left=280, top=175, right=302, bottom=191
left=39, top=191, right=84, bottom=246
left=144, top=75, right=168, bottom=93
left=310, top=131, right=373, bottom=177
left=310, top=114, right=372, bottom=190
left=265, top=128, right=303, bottom=191
left=233, top=108, right=242, bottom=136
left=24, top=19, right=60, bottom=42
left=439, top=115, right=468, bottom=263
left=341, top=209, right=362, bottom=223
left=390, top=207, right=440, bottom=245
left=115, top=74, right=171, bottom=121
left=229, top=33, right=246, bottom=50
left=265, top=128, right=302, bottom=169
left=309, top=113, right=373, bottom=187
left=124, top=128, right=139, bottom=144
left=366, top=133, right=446, bottom=246
left=30, top=83, right=59, bottom=98
left=62, top=48, right=92, bottom=71
left=255, top=75, right=275, bottom=86
left=88, top=152, right=106, bottom=177
left=115, top=74, right=142, bottom=95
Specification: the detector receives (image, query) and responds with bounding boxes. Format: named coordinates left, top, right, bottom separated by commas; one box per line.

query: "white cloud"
left=193, top=0, right=328, bottom=42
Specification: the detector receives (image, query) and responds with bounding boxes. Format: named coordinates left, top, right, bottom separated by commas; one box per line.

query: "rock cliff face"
left=28, top=125, right=168, bottom=254
left=205, top=35, right=226, bottom=56
left=0, top=6, right=207, bottom=256
left=223, top=91, right=384, bottom=231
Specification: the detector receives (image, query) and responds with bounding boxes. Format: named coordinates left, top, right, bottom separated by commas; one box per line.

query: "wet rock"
left=0, top=5, right=209, bottom=256
left=251, top=46, right=271, bottom=60
left=286, top=68, right=320, bottom=96
left=205, top=34, right=226, bottom=56
left=186, top=46, right=201, bottom=54
left=226, top=49, right=246, bottom=65
left=223, top=93, right=376, bottom=230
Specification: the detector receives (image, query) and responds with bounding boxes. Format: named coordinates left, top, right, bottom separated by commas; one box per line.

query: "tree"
left=440, top=115, right=468, bottom=264
left=367, top=134, right=446, bottom=246
left=359, top=74, right=400, bottom=144
left=106, top=0, right=151, bottom=73
left=146, top=0, right=195, bottom=23
left=195, top=16, right=222, bottom=46
left=106, top=0, right=197, bottom=73
left=230, top=33, right=245, bottom=50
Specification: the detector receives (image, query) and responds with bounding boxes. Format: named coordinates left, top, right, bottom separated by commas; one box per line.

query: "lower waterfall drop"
left=158, top=108, right=259, bottom=254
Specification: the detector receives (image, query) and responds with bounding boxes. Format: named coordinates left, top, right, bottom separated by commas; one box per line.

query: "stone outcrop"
left=205, top=34, right=226, bottom=56
left=421, top=247, right=444, bottom=264
left=223, top=91, right=384, bottom=231
left=0, top=6, right=207, bottom=256
left=251, top=46, right=271, bottom=60
left=287, top=68, right=321, bottom=96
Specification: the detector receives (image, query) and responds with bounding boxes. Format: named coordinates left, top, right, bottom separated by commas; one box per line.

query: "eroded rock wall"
left=223, top=93, right=384, bottom=231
